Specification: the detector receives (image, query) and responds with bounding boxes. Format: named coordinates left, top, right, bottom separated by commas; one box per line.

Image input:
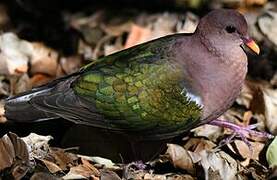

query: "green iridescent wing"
left=74, top=36, right=202, bottom=137
left=30, top=35, right=202, bottom=138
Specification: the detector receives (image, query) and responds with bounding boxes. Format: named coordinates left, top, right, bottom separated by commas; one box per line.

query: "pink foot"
left=208, top=119, right=274, bottom=150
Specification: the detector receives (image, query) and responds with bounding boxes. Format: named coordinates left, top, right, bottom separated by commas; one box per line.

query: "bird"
left=4, top=9, right=262, bottom=161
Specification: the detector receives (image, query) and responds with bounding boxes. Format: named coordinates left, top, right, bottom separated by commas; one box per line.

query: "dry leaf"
left=30, top=172, right=59, bottom=180
left=101, top=22, right=132, bottom=36
left=0, top=133, right=30, bottom=179
left=22, top=133, right=53, bottom=160
left=245, top=0, right=267, bottom=6
left=165, top=144, right=195, bottom=174
left=60, top=55, right=82, bottom=75
left=47, top=147, right=78, bottom=171
left=62, top=162, right=100, bottom=179
left=258, top=10, right=277, bottom=48
left=263, top=88, right=277, bottom=134
left=100, top=169, right=121, bottom=180
left=14, top=73, right=31, bottom=94
left=0, top=134, right=16, bottom=170
left=184, top=138, right=216, bottom=153
left=41, top=159, right=62, bottom=173
left=191, top=124, right=223, bottom=142
left=0, top=33, right=32, bottom=75
left=30, top=73, right=52, bottom=87
left=176, top=12, right=199, bottom=33
left=78, top=155, right=118, bottom=169
left=124, top=24, right=151, bottom=48
left=227, top=140, right=265, bottom=160
left=30, top=43, right=58, bottom=76
left=198, top=150, right=242, bottom=180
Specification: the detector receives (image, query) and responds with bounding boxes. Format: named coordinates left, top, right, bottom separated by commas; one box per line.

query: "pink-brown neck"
left=174, top=33, right=248, bottom=121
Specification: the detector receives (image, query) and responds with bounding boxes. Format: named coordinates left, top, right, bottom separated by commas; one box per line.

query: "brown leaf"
left=41, top=159, right=62, bottom=174
left=199, top=150, right=244, bottom=180
left=62, top=161, right=100, bottom=180
left=191, top=124, right=223, bottom=142
left=60, top=55, right=82, bottom=75
left=14, top=73, right=31, bottom=94
left=0, top=134, right=15, bottom=170
left=101, top=22, right=132, bottom=37
left=184, top=138, right=216, bottom=153
left=30, top=73, right=52, bottom=87
left=30, top=172, right=59, bottom=180
left=263, top=88, right=277, bottom=134
left=47, top=147, right=78, bottom=171
left=165, top=144, right=195, bottom=174
left=100, top=169, right=121, bottom=180
left=0, top=133, right=30, bottom=179
left=78, top=155, right=118, bottom=169
left=227, top=140, right=265, bottom=160
left=245, top=0, right=267, bottom=6
left=30, top=43, right=58, bottom=76
left=124, top=24, right=151, bottom=49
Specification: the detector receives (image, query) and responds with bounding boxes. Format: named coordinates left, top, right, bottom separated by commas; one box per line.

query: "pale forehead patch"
left=181, top=88, right=203, bottom=107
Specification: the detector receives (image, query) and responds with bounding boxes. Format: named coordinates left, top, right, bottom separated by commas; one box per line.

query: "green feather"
left=73, top=36, right=202, bottom=137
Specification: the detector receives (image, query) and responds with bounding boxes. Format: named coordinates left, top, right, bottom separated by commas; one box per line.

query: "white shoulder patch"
left=181, top=88, right=203, bottom=107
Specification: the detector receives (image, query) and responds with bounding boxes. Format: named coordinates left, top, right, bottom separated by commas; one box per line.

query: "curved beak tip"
left=245, top=39, right=260, bottom=55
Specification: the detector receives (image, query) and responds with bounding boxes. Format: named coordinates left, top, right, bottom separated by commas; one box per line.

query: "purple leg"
left=208, top=119, right=274, bottom=149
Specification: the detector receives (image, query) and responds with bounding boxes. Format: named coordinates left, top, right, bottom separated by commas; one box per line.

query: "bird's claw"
left=209, top=119, right=274, bottom=152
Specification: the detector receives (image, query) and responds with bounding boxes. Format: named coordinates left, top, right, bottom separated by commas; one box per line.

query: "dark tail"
left=4, top=86, right=58, bottom=122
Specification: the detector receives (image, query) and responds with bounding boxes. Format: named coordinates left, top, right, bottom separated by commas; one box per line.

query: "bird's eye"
left=225, top=26, right=236, bottom=33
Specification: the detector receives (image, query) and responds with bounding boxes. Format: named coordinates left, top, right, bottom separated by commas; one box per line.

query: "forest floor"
left=0, top=0, right=276, bottom=179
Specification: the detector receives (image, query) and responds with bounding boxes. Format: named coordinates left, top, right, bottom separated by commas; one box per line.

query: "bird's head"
left=196, top=9, right=260, bottom=55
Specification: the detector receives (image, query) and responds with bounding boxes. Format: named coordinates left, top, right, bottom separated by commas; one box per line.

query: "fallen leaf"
left=227, top=140, right=264, bottom=160
left=62, top=162, right=100, bottom=179
left=0, top=33, right=32, bottom=75
left=191, top=124, right=223, bottom=142
left=14, top=73, right=31, bottom=94
left=124, top=24, right=151, bottom=48
left=30, top=172, right=59, bottom=180
left=78, top=155, right=118, bottom=169
left=30, top=43, right=58, bottom=76
left=199, top=150, right=243, bottom=180
left=30, top=73, right=52, bottom=87
left=165, top=144, right=195, bottom=174
left=0, top=134, right=15, bottom=170
left=47, top=147, right=78, bottom=171
left=245, top=0, right=267, bottom=6
left=0, top=133, right=30, bottom=179
left=258, top=10, right=277, bottom=48
left=41, top=159, right=63, bottom=173
left=60, top=55, right=82, bottom=75
left=176, top=12, right=199, bottom=33
left=101, top=22, right=132, bottom=37
left=184, top=138, right=216, bottom=153
left=263, top=88, right=277, bottom=134
left=22, top=133, right=53, bottom=160
left=100, top=169, right=121, bottom=180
